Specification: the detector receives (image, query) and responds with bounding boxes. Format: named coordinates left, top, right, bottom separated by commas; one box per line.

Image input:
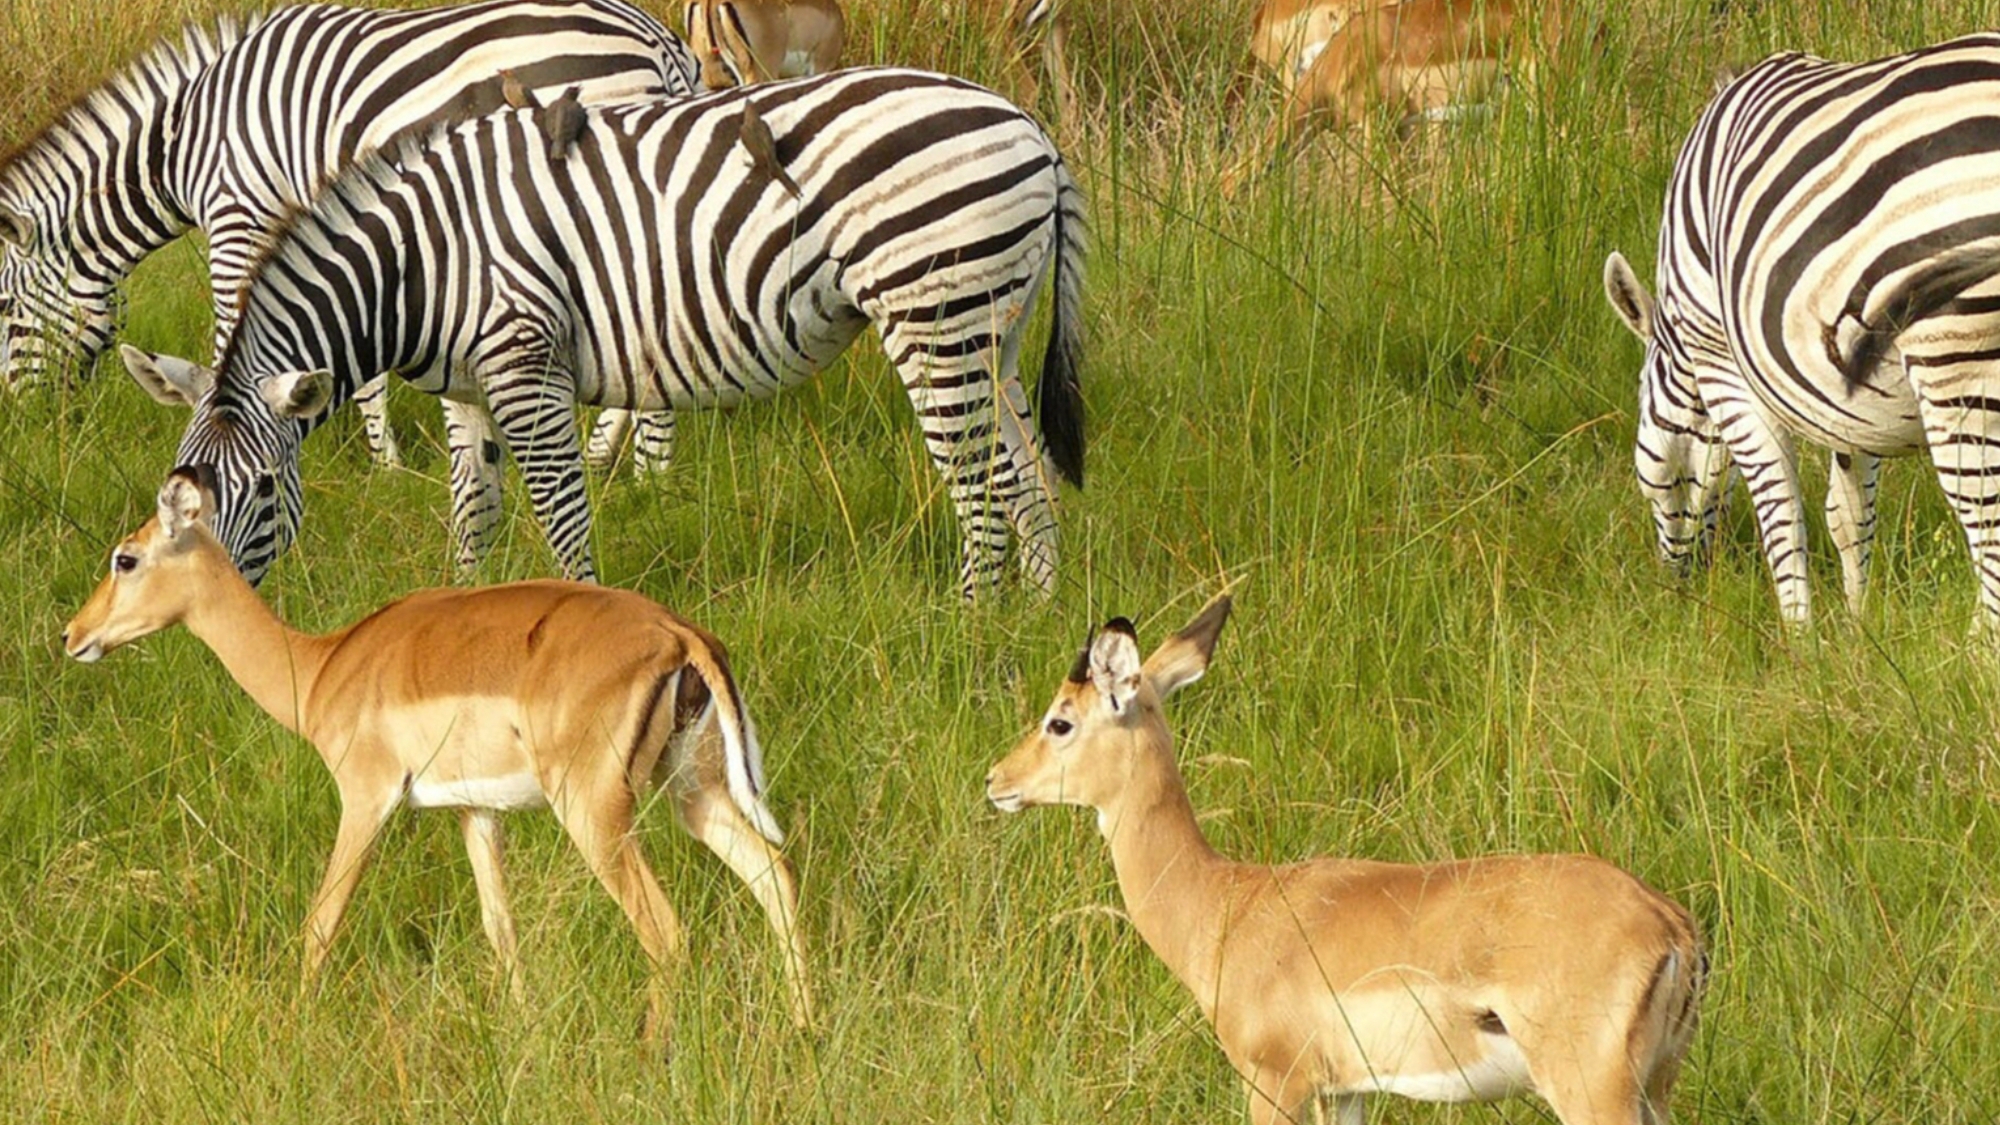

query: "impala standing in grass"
left=684, top=0, right=845, bottom=88
left=987, top=594, right=1705, bottom=1125
left=1226, top=0, right=1561, bottom=192
left=63, top=468, right=812, bottom=1039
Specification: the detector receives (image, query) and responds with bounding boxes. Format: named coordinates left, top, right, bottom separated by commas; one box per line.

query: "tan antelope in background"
left=986, top=594, right=1704, bottom=1125
left=63, top=468, right=812, bottom=1038
left=1002, top=0, right=1079, bottom=133
left=685, top=0, right=845, bottom=88
left=1227, top=0, right=1563, bottom=191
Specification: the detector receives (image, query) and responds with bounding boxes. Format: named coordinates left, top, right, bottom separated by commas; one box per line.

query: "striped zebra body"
left=172, top=69, right=1086, bottom=595
left=0, top=0, right=696, bottom=566
left=1606, top=34, right=2000, bottom=628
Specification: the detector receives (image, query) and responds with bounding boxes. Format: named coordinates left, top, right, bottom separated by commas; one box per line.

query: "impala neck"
left=1099, top=730, right=1231, bottom=993
left=178, top=537, right=328, bottom=735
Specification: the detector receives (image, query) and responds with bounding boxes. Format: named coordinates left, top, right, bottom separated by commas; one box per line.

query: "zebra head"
left=0, top=206, right=118, bottom=390
left=166, top=365, right=330, bottom=586
left=1605, top=251, right=1729, bottom=576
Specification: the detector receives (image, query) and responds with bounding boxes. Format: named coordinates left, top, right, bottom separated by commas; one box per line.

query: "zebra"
left=162, top=68, right=1087, bottom=595
left=1603, top=33, right=2000, bottom=630
left=0, top=0, right=696, bottom=567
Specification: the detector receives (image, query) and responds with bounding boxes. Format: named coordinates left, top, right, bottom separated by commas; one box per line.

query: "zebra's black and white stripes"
left=170, top=69, right=1086, bottom=595
left=0, top=0, right=697, bottom=565
left=1605, top=34, right=2000, bottom=628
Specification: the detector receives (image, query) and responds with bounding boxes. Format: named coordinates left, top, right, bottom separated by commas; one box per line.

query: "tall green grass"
left=3, top=0, right=1999, bottom=1121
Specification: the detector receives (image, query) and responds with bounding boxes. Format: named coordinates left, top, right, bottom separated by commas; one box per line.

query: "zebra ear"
left=120, top=345, right=214, bottom=408
left=1603, top=252, right=1656, bottom=342
left=259, top=369, right=334, bottom=418
left=0, top=208, right=31, bottom=250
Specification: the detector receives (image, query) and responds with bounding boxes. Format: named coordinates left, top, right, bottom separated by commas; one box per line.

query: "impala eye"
left=1045, top=718, right=1073, bottom=737
left=112, top=552, right=138, bottom=574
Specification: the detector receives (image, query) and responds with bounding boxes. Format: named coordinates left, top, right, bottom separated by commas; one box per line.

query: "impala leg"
left=1533, top=1066, right=1646, bottom=1125
left=1826, top=449, right=1880, bottom=616
left=485, top=354, right=596, bottom=582
left=460, top=808, right=524, bottom=1003
left=548, top=773, right=684, bottom=1041
left=585, top=409, right=634, bottom=471
left=302, top=788, right=398, bottom=990
left=670, top=749, right=813, bottom=1027
left=1244, top=1067, right=1318, bottom=1125
left=444, top=400, right=507, bottom=574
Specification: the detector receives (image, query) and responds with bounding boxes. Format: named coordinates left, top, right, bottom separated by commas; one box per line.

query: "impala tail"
left=684, top=641, right=785, bottom=845
left=1040, top=159, right=1087, bottom=488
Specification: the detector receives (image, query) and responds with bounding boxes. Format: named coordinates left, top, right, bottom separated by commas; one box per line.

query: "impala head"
left=146, top=348, right=331, bottom=586
left=1604, top=250, right=1728, bottom=575
left=63, top=466, right=226, bottom=663
left=0, top=204, right=117, bottom=391
left=987, top=594, right=1232, bottom=816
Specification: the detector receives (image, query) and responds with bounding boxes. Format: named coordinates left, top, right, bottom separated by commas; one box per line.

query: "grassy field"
left=3, top=0, right=1999, bottom=1121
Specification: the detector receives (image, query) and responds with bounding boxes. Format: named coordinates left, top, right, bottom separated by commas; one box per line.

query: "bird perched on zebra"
left=1605, top=33, right=2000, bottom=631
left=540, top=86, right=590, bottom=160
left=0, top=0, right=697, bottom=571
left=735, top=102, right=801, bottom=198
left=157, top=69, right=1087, bottom=597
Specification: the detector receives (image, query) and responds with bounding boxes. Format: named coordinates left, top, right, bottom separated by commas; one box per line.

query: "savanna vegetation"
left=1, top=0, right=1996, bottom=1121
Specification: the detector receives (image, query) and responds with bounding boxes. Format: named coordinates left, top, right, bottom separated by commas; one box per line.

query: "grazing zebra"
left=1604, top=34, right=2000, bottom=630
left=164, top=69, right=1087, bottom=595
left=0, top=0, right=696, bottom=566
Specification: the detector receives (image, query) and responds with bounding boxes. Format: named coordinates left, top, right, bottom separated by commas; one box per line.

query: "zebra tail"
left=684, top=642, right=785, bottom=846
left=1038, top=159, right=1087, bottom=489
left=1839, top=242, right=2000, bottom=388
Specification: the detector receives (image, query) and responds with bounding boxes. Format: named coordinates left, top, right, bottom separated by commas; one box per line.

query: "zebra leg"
left=444, top=400, right=508, bottom=574
left=993, top=346, right=1058, bottom=595
left=1826, top=449, right=1881, bottom=616
left=485, top=364, right=596, bottom=582
left=1709, top=398, right=1812, bottom=626
left=883, top=330, right=1011, bottom=597
left=632, top=410, right=677, bottom=475
left=352, top=375, right=404, bottom=467
left=585, top=408, right=634, bottom=471
left=1915, top=390, right=2000, bottom=634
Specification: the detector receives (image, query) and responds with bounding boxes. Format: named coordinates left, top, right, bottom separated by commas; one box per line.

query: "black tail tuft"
left=1037, top=164, right=1087, bottom=489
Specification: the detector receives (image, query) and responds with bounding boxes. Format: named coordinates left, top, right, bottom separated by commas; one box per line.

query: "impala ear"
left=0, top=208, right=31, bottom=250
left=1089, top=617, right=1143, bottom=714
left=259, top=369, right=334, bottom=418
left=1144, top=593, right=1232, bottom=698
left=156, top=466, right=215, bottom=540
left=1604, top=251, right=1656, bottom=342
left=121, top=344, right=214, bottom=407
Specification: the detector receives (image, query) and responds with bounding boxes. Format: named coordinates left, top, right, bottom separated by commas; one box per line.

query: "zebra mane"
left=217, top=121, right=458, bottom=379
left=0, top=12, right=262, bottom=177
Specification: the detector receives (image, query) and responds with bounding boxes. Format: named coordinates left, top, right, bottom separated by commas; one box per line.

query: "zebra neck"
left=1, top=27, right=224, bottom=286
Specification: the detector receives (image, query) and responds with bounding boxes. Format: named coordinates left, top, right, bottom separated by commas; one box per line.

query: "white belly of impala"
left=406, top=771, right=547, bottom=811
left=1363, top=1034, right=1531, bottom=1102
